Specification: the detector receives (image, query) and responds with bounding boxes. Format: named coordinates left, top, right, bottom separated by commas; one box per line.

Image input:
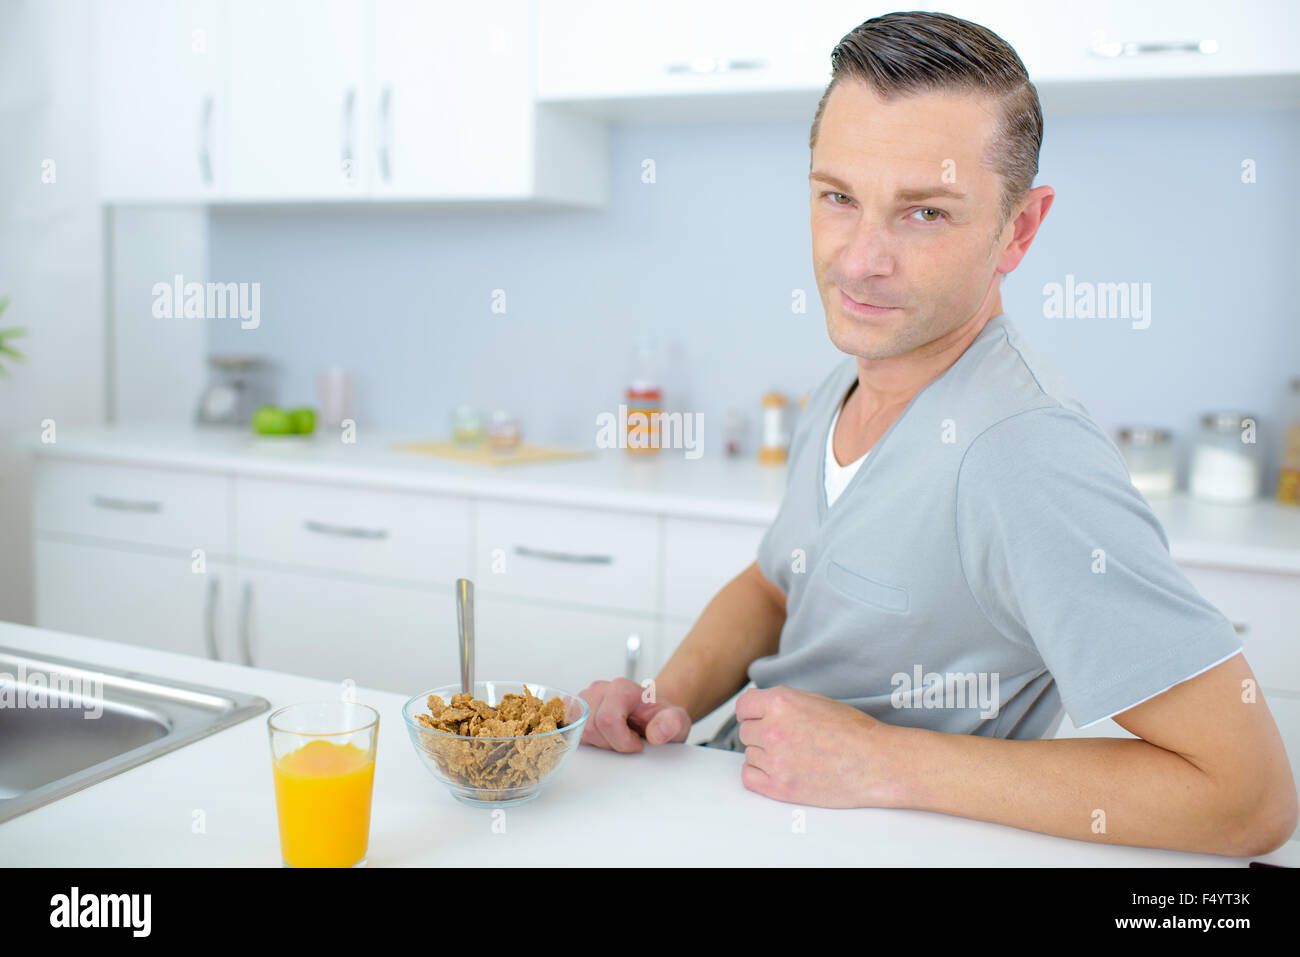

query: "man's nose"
left=837, top=216, right=896, bottom=277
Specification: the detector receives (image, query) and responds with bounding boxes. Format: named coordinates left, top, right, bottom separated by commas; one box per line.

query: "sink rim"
left=0, top=645, right=269, bottom=824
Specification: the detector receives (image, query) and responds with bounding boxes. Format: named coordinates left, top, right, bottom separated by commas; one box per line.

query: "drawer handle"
left=303, top=519, right=389, bottom=540
left=92, top=495, right=162, bottom=514
left=625, top=633, right=641, bottom=681
left=204, top=578, right=220, bottom=661
left=513, top=545, right=612, bottom=565
left=1089, top=37, right=1219, bottom=58
left=239, top=581, right=254, bottom=667
left=1232, top=621, right=1249, bottom=635
left=664, top=57, right=768, bottom=74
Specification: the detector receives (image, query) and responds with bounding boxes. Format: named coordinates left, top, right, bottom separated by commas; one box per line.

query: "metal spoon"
left=455, top=578, right=475, bottom=695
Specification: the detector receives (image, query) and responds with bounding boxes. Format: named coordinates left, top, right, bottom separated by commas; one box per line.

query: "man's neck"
left=850, top=308, right=998, bottom=424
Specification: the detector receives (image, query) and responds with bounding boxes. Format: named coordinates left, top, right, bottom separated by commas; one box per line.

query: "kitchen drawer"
left=235, top=476, right=471, bottom=584
left=1179, top=564, right=1300, bottom=692
left=663, top=517, right=767, bottom=620
left=472, top=595, right=657, bottom=694
left=33, top=458, right=232, bottom=554
left=474, top=500, right=659, bottom=614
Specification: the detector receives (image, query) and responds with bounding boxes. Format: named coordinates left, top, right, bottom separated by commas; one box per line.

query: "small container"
left=451, top=405, right=485, bottom=445
left=1277, top=378, right=1300, bottom=506
left=1188, top=412, right=1262, bottom=504
left=487, top=410, right=522, bottom=452
left=1116, top=426, right=1177, bottom=498
left=758, top=391, right=790, bottom=465
left=625, top=383, right=661, bottom=454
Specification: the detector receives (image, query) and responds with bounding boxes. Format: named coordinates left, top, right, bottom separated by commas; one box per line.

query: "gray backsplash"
left=207, top=109, right=1300, bottom=483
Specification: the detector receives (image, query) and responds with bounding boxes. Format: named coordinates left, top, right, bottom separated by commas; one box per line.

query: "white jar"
left=1188, top=412, right=1261, bottom=504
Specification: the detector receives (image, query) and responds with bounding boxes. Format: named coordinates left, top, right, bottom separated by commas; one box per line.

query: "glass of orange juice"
left=268, top=700, right=379, bottom=868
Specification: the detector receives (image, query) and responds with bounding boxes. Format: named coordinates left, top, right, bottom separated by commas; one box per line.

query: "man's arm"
left=875, top=651, right=1298, bottom=855
left=655, top=560, right=786, bottom=722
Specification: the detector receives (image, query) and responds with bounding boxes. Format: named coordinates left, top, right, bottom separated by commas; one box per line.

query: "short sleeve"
left=955, top=407, right=1243, bottom=729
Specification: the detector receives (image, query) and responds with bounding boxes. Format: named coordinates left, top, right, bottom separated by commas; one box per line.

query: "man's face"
left=810, top=80, right=1009, bottom=360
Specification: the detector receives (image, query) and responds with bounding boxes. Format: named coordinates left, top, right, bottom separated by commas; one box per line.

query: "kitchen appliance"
left=195, top=355, right=271, bottom=426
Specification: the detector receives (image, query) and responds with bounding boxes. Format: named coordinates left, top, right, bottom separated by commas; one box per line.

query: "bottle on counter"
left=758, top=391, right=790, bottom=465
left=1188, top=411, right=1262, bottom=504
left=1278, top=378, right=1300, bottom=506
left=625, top=335, right=662, bottom=455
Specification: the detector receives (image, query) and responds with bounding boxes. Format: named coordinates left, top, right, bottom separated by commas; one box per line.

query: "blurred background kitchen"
left=2, top=2, right=1299, bottom=792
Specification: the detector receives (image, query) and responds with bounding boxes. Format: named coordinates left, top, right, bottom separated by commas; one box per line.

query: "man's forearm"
left=655, top=563, right=784, bottom=722
left=877, top=724, right=1270, bottom=856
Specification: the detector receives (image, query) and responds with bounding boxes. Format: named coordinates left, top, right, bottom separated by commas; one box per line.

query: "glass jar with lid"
left=1115, top=426, right=1177, bottom=498
left=1188, top=412, right=1262, bottom=504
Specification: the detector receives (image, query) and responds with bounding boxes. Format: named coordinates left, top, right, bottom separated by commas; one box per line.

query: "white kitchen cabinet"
left=471, top=594, right=656, bottom=695
left=370, top=0, right=530, bottom=199
left=224, top=0, right=371, bottom=199
left=1177, top=563, right=1300, bottom=692
left=535, top=0, right=884, bottom=102
left=94, top=0, right=231, bottom=202
left=234, top=565, right=456, bottom=694
left=474, top=500, right=660, bottom=614
left=662, top=516, right=765, bottom=620
left=33, top=458, right=233, bottom=555
left=34, top=538, right=236, bottom=661
left=235, top=475, right=471, bottom=585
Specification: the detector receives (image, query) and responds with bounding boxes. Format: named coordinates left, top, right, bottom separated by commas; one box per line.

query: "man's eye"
left=912, top=207, right=945, bottom=223
left=823, top=192, right=852, bottom=206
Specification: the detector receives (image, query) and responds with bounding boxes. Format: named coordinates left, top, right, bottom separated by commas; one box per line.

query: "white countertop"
left=2, top=622, right=1296, bottom=867
left=18, top=426, right=1300, bottom=571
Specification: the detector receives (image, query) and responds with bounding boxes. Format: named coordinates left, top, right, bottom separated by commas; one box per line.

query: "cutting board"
left=392, top=440, right=593, bottom=466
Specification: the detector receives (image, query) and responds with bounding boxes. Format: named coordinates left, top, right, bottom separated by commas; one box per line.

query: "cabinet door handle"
left=625, top=633, right=641, bottom=681
left=203, top=578, right=221, bottom=660
left=92, top=495, right=162, bottom=514
left=663, top=57, right=768, bottom=74
left=513, top=545, right=612, bottom=565
left=198, top=94, right=214, bottom=185
left=303, top=519, right=388, bottom=540
left=341, top=85, right=357, bottom=182
left=239, top=581, right=254, bottom=667
left=1089, top=37, right=1219, bottom=58
left=378, top=84, right=393, bottom=182
left=1232, top=621, right=1249, bottom=635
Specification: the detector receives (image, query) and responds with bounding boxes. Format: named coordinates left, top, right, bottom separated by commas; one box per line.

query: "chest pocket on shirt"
left=825, top=560, right=910, bottom=614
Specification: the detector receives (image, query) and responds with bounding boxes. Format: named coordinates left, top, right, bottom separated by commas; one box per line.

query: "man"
left=578, top=11, right=1297, bottom=856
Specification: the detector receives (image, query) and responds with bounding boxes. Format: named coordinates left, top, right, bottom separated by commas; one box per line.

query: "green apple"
left=289, top=407, right=316, bottom=435
left=251, top=405, right=293, bottom=435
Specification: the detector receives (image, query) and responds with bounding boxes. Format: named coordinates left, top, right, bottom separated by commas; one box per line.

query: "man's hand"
left=736, top=685, right=899, bottom=808
left=579, top=677, right=692, bottom=752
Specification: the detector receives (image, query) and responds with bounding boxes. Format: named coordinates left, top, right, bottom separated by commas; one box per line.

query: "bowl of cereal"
left=402, top=681, right=588, bottom=807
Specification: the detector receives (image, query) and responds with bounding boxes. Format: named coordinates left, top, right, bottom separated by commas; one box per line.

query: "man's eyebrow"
left=809, top=170, right=968, bottom=203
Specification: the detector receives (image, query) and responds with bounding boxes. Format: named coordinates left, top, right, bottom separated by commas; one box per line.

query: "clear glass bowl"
left=402, top=682, right=588, bottom=807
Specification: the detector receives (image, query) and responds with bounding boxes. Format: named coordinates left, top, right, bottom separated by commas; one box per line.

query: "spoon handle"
left=455, top=578, right=475, bottom=695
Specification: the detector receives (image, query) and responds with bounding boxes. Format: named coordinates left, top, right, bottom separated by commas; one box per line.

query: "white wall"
left=0, top=0, right=104, bottom=624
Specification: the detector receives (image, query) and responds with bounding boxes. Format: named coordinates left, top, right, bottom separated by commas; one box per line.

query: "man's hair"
left=809, top=10, right=1043, bottom=232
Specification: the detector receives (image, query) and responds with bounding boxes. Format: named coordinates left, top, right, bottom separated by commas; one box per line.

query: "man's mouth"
left=839, top=289, right=898, bottom=317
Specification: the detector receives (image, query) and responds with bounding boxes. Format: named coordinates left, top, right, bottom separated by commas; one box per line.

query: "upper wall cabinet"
left=224, top=0, right=370, bottom=200
left=94, top=0, right=606, bottom=205
left=535, top=0, right=1300, bottom=118
left=95, top=0, right=231, bottom=202
left=535, top=1, right=881, bottom=102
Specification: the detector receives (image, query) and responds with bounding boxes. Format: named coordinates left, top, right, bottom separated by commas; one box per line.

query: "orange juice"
left=272, top=739, right=375, bottom=867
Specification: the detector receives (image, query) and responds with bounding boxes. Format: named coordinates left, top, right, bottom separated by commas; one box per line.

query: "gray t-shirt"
left=708, top=314, right=1242, bottom=750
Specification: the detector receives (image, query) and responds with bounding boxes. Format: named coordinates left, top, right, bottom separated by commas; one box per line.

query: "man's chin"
left=827, top=315, right=906, bottom=360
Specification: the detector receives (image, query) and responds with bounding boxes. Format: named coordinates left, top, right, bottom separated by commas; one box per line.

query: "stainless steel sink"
left=0, top=646, right=269, bottom=823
